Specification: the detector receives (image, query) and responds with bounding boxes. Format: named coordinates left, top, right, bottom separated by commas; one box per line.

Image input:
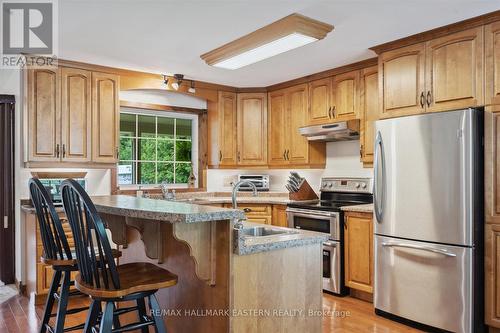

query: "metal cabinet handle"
left=237, top=151, right=241, bottom=162
left=426, top=91, right=432, bottom=107
left=62, top=144, right=66, bottom=158
left=286, top=150, right=290, bottom=160
left=381, top=242, right=456, bottom=257
left=115, top=147, right=119, bottom=159
left=219, top=150, right=222, bottom=162
left=328, top=106, right=332, bottom=118
left=56, top=144, right=60, bottom=158
left=360, top=144, right=363, bottom=158
left=419, top=92, right=425, bottom=108
left=331, top=106, right=336, bottom=118
left=283, top=150, right=287, bottom=160
left=243, top=208, right=251, bottom=213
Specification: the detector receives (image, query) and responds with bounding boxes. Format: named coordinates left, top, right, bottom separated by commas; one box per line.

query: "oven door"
left=286, top=207, right=339, bottom=240
left=323, top=241, right=341, bottom=294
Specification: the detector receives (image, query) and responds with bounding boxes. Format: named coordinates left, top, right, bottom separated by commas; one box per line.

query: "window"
left=118, top=109, right=197, bottom=186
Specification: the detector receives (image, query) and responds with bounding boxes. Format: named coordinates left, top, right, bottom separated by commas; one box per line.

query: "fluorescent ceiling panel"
left=213, top=33, right=318, bottom=70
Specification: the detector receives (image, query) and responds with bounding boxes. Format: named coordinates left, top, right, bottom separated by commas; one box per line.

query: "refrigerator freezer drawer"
left=374, top=235, right=473, bottom=333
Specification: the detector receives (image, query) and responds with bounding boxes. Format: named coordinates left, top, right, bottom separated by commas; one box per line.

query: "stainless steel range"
left=286, top=177, right=373, bottom=295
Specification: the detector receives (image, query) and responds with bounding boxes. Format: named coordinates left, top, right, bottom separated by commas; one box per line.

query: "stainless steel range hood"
left=299, top=119, right=360, bottom=141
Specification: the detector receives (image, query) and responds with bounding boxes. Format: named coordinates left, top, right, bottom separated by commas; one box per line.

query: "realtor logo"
left=2, top=1, right=53, bottom=54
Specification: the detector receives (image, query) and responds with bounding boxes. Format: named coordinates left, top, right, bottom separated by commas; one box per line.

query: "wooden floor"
left=0, top=293, right=423, bottom=333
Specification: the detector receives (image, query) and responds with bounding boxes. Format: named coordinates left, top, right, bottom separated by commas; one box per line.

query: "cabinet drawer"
left=245, top=216, right=272, bottom=225
left=238, top=204, right=272, bottom=215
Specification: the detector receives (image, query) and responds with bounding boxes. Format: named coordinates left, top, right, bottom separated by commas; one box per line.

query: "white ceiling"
left=59, top=0, right=500, bottom=87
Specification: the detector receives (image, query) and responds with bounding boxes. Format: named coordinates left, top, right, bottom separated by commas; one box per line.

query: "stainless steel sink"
left=239, top=226, right=298, bottom=237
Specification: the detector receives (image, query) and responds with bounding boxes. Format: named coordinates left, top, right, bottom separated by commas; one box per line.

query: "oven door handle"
left=286, top=208, right=338, bottom=218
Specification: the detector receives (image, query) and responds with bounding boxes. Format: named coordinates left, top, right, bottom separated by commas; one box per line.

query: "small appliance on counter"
left=38, top=178, right=86, bottom=206
left=237, top=175, right=269, bottom=191
left=286, top=177, right=373, bottom=295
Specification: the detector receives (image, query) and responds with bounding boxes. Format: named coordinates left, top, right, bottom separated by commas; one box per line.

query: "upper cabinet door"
left=425, top=27, right=484, bottom=112
left=218, top=91, right=238, bottom=165
left=268, top=89, right=288, bottom=166
left=379, top=43, right=426, bottom=118
left=287, top=84, right=309, bottom=164
left=237, top=93, right=268, bottom=166
left=308, top=78, right=332, bottom=124
left=332, top=70, right=359, bottom=120
left=486, top=21, right=500, bottom=106
left=91, top=72, right=120, bottom=163
left=61, top=68, right=91, bottom=162
left=360, top=66, right=378, bottom=165
left=27, top=68, right=61, bottom=162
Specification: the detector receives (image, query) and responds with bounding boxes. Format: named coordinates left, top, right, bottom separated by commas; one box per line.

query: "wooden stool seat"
left=75, top=262, right=178, bottom=298
left=41, top=248, right=122, bottom=266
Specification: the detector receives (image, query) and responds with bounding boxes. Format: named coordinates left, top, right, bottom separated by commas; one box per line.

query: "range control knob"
left=361, top=183, right=367, bottom=189
left=354, top=182, right=360, bottom=189
left=328, top=182, right=333, bottom=188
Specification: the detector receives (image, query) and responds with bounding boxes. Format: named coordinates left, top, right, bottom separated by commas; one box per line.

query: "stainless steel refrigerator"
left=373, top=108, right=484, bottom=333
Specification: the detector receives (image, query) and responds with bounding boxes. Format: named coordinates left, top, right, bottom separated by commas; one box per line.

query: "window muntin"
left=118, top=111, right=194, bottom=185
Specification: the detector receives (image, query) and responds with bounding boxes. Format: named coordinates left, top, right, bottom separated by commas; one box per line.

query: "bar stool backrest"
left=28, top=178, right=72, bottom=262
left=60, top=179, right=120, bottom=290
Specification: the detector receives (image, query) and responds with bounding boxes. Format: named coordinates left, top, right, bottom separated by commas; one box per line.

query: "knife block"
left=288, top=180, right=319, bottom=201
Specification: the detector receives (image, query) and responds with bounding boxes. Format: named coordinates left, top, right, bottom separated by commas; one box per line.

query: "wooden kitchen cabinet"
left=286, top=84, right=309, bottom=164
left=425, top=27, right=484, bottom=112
left=60, top=67, right=92, bottom=162
left=272, top=205, right=288, bottom=227
left=24, top=210, right=77, bottom=304
left=332, top=70, right=359, bottom=120
left=217, top=91, right=238, bottom=165
left=379, top=43, right=426, bottom=118
left=486, top=21, right=500, bottom=106
left=226, top=203, right=273, bottom=224
left=485, top=110, right=500, bottom=224
left=485, top=223, right=500, bottom=328
left=268, top=85, right=326, bottom=167
left=27, top=68, right=61, bottom=162
left=268, top=89, right=288, bottom=166
left=25, top=66, right=119, bottom=166
left=359, top=66, right=378, bottom=166
left=237, top=93, right=268, bottom=166
left=91, top=72, right=120, bottom=163
left=344, top=211, right=373, bottom=293
left=308, top=78, right=333, bottom=124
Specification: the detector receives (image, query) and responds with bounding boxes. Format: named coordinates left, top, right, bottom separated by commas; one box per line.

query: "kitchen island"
left=91, top=195, right=327, bottom=333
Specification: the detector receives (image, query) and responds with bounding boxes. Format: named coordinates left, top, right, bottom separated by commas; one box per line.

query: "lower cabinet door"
left=486, top=223, right=500, bottom=328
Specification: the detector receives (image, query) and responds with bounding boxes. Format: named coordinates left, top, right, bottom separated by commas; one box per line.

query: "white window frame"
left=118, top=107, right=199, bottom=189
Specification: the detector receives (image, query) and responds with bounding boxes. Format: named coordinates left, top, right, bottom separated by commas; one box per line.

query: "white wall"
left=206, top=141, right=373, bottom=193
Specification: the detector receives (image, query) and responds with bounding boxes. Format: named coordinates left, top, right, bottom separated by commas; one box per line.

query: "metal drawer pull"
left=382, top=242, right=456, bottom=257
left=243, top=208, right=252, bottom=213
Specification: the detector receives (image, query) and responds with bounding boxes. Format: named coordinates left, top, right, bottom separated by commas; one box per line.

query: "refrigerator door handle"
left=373, top=131, right=385, bottom=223
left=381, top=242, right=457, bottom=257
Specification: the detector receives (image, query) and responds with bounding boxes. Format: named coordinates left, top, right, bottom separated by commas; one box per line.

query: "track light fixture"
left=162, top=74, right=196, bottom=94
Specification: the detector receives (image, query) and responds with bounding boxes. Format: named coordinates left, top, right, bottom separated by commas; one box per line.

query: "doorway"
left=0, top=95, right=15, bottom=285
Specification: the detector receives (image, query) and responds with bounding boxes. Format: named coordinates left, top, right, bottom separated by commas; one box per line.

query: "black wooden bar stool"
left=60, top=179, right=178, bottom=333
left=28, top=178, right=89, bottom=333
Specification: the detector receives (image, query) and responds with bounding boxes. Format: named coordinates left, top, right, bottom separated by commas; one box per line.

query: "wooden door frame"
left=0, top=95, right=15, bottom=284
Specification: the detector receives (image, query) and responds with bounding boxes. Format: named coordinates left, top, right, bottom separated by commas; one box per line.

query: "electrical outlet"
left=223, top=176, right=236, bottom=187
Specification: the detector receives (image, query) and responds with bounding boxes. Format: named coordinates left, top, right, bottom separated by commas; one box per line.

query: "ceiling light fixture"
left=200, top=13, right=333, bottom=70
left=188, top=81, right=196, bottom=94
left=171, top=74, right=184, bottom=90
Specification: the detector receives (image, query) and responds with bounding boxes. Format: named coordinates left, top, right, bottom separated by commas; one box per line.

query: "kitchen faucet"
left=232, top=180, right=258, bottom=229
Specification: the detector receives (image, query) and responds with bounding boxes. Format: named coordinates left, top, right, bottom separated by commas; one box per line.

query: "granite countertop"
left=150, top=191, right=293, bottom=205
left=92, top=195, right=245, bottom=223
left=340, top=203, right=374, bottom=213
left=233, top=221, right=329, bottom=255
